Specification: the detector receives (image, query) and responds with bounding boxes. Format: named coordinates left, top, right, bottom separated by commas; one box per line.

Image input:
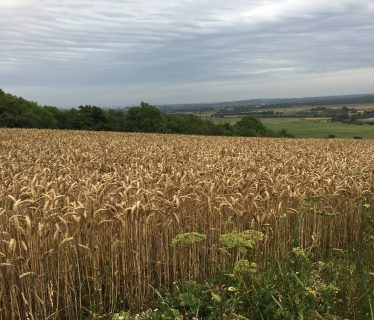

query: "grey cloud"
left=0, top=0, right=373, bottom=106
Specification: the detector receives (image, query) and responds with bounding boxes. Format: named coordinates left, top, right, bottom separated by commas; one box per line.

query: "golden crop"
left=0, top=129, right=373, bottom=319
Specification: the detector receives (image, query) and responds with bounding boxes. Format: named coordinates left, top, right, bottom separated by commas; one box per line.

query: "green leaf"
left=211, top=292, right=222, bottom=303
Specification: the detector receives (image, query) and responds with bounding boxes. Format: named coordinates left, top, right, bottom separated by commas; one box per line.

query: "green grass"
left=209, top=116, right=242, bottom=124
left=210, top=116, right=374, bottom=139
left=262, top=118, right=374, bottom=138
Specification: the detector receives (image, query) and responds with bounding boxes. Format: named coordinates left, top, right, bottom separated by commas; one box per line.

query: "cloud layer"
left=1, top=0, right=374, bottom=106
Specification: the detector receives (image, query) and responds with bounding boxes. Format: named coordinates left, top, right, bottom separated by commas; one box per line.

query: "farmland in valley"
left=261, top=117, right=374, bottom=138
left=208, top=116, right=374, bottom=138
left=0, top=129, right=373, bottom=319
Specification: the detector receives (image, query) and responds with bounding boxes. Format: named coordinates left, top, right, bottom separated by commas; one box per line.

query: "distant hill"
left=158, top=94, right=374, bottom=113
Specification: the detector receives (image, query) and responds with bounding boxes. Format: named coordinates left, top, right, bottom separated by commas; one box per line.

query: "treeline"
left=0, top=89, right=293, bottom=137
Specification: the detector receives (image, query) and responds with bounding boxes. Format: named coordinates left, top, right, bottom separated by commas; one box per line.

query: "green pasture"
left=210, top=116, right=374, bottom=138
left=262, top=118, right=374, bottom=138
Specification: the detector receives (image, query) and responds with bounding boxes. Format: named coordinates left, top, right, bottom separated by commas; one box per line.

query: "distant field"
left=258, top=103, right=374, bottom=114
left=201, top=103, right=374, bottom=119
left=209, top=116, right=242, bottom=124
left=261, top=118, right=374, bottom=138
left=210, top=116, right=374, bottom=138
left=359, top=117, right=374, bottom=122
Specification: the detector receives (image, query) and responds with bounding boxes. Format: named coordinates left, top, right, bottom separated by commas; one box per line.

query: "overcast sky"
left=1, top=0, right=374, bottom=107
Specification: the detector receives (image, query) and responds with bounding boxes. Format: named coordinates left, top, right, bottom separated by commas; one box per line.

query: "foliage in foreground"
left=114, top=223, right=374, bottom=320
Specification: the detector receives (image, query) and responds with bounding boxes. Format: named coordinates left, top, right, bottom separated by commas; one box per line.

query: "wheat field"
left=0, top=129, right=373, bottom=319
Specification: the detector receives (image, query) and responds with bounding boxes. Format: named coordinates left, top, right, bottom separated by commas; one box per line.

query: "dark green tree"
left=233, top=115, right=268, bottom=136
left=124, top=102, right=167, bottom=133
left=0, top=90, right=58, bottom=128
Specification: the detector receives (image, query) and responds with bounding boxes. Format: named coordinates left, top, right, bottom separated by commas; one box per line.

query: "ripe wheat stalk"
left=0, top=128, right=373, bottom=319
